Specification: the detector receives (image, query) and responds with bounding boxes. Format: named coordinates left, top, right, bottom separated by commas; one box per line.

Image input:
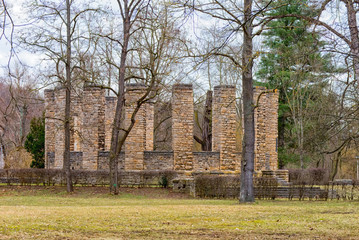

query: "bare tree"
left=180, top=0, right=275, bottom=202
left=0, top=65, right=43, bottom=168
left=22, top=0, right=100, bottom=192
left=107, top=0, right=185, bottom=194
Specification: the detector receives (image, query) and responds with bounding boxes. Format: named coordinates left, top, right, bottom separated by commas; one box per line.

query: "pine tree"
left=257, top=0, right=336, bottom=168
left=25, top=116, right=45, bottom=168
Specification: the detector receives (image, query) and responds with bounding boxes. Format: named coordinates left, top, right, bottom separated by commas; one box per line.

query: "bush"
left=289, top=168, right=329, bottom=185
left=194, top=175, right=240, bottom=198
left=254, top=177, right=278, bottom=200
left=0, top=169, right=177, bottom=187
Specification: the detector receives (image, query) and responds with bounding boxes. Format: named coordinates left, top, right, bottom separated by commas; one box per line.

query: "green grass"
left=0, top=186, right=359, bottom=239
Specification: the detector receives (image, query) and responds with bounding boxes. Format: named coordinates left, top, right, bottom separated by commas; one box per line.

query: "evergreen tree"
left=25, top=116, right=45, bottom=168
left=257, top=0, right=336, bottom=168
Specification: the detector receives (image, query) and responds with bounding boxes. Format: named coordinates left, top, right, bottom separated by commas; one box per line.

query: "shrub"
left=194, top=175, right=240, bottom=198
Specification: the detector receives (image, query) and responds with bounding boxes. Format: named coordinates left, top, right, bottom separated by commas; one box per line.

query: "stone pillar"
left=125, top=84, right=147, bottom=170
left=267, top=89, right=279, bottom=171
left=105, top=96, right=117, bottom=151
left=212, top=85, right=238, bottom=171
left=145, top=102, right=154, bottom=151
left=44, top=89, right=56, bottom=168
left=82, top=86, right=105, bottom=170
left=53, top=87, right=66, bottom=169
left=254, top=86, right=279, bottom=171
left=172, top=84, right=194, bottom=171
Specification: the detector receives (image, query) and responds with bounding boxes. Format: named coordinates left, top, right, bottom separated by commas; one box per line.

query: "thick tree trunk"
left=202, top=90, right=212, bottom=151
left=64, top=0, right=73, bottom=193
left=344, top=0, right=359, bottom=85
left=239, top=0, right=255, bottom=203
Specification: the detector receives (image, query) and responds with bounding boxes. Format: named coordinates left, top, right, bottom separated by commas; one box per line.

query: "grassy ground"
left=0, top=186, right=358, bottom=239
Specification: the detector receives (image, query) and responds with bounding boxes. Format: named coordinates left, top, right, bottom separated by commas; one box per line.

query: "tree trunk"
left=344, top=0, right=359, bottom=85
left=202, top=90, right=212, bottom=151
left=239, top=0, right=255, bottom=203
left=64, top=0, right=73, bottom=193
left=109, top=4, right=131, bottom=195
left=19, top=105, right=28, bottom=146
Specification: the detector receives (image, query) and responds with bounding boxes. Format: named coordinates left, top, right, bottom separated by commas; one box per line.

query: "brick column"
left=254, top=86, right=279, bottom=171
left=53, top=87, right=66, bottom=169
left=44, top=89, right=55, bottom=168
left=172, top=84, right=194, bottom=171
left=82, top=86, right=105, bottom=170
left=212, top=85, right=237, bottom=171
left=125, top=84, right=147, bottom=170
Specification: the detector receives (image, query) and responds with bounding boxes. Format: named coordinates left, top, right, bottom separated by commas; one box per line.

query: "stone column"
left=105, top=96, right=117, bottom=151
left=125, top=84, right=147, bottom=170
left=212, top=85, right=237, bottom=171
left=254, top=86, right=279, bottom=171
left=267, top=89, right=279, bottom=171
left=82, top=86, right=105, bottom=170
left=44, top=89, right=55, bottom=168
left=172, top=84, right=194, bottom=171
left=53, top=87, right=66, bottom=169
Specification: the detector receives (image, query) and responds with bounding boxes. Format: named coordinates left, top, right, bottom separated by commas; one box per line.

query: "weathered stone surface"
left=53, top=88, right=66, bottom=169
left=144, top=151, right=173, bottom=170
left=98, top=151, right=124, bottom=170
left=44, top=89, right=55, bottom=169
left=193, top=152, right=220, bottom=171
left=70, top=151, right=83, bottom=170
left=254, top=86, right=279, bottom=171
left=172, top=84, right=194, bottom=171
left=145, top=102, right=154, bottom=151
left=105, top=96, right=117, bottom=151
left=82, top=86, right=105, bottom=170
left=125, top=84, right=147, bottom=170
left=212, top=85, right=239, bottom=171
left=44, top=84, right=278, bottom=177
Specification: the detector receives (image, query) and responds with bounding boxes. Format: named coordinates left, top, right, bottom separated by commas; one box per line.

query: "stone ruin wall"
left=44, top=84, right=278, bottom=174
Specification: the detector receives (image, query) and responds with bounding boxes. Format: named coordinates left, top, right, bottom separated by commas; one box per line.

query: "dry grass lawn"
left=0, top=186, right=358, bottom=239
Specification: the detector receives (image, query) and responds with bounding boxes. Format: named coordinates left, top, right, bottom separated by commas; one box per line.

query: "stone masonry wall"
left=82, top=86, right=105, bottom=170
left=144, top=151, right=173, bottom=170
left=193, top=152, right=220, bottom=171
left=145, top=102, right=154, bottom=151
left=254, top=86, right=279, bottom=171
left=45, top=84, right=278, bottom=175
left=212, top=85, right=238, bottom=171
left=53, top=87, right=66, bottom=169
left=125, top=84, right=147, bottom=170
left=172, top=84, right=194, bottom=171
left=105, top=96, right=117, bottom=151
left=70, top=94, right=83, bottom=152
left=44, top=89, right=55, bottom=169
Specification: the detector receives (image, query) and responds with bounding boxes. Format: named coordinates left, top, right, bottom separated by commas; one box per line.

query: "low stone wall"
left=46, top=150, right=242, bottom=172
left=70, top=152, right=83, bottom=170
left=97, top=151, right=125, bottom=170
left=144, top=151, right=173, bottom=170
left=193, top=152, right=220, bottom=171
